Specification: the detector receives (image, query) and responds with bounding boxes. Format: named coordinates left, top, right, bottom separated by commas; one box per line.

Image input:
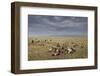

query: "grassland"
left=28, top=36, right=88, bottom=61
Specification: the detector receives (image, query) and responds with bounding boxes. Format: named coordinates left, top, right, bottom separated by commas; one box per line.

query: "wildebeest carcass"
left=48, top=47, right=61, bottom=56
left=48, top=45, right=76, bottom=56
left=67, top=47, right=76, bottom=54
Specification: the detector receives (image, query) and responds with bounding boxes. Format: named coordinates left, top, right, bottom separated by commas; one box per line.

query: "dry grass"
left=28, top=36, right=88, bottom=61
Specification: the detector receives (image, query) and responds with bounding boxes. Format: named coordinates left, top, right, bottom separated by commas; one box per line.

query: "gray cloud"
left=28, top=15, right=88, bottom=36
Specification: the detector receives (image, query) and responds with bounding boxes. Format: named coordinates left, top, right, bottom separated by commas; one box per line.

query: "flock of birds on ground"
left=31, top=39, right=84, bottom=56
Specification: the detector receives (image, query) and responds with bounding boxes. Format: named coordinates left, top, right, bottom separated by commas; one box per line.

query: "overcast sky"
left=28, top=15, right=88, bottom=37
